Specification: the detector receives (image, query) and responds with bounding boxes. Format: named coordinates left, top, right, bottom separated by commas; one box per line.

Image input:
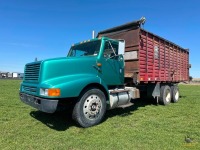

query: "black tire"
left=72, top=88, right=107, bottom=128
left=171, top=85, right=180, bottom=103
left=159, top=85, right=171, bottom=105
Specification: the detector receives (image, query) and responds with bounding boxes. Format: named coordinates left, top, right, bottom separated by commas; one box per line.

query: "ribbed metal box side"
left=139, top=29, right=189, bottom=83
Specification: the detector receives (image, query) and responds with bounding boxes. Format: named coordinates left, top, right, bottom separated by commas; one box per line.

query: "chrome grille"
left=24, top=63, right=41, bottom=81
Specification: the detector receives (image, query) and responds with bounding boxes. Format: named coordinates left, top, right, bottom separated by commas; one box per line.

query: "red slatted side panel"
left=139, top=30, right=148, bottom=81
left=159, top=40, right=165, bottom=81
left=165, top=43, right=170, bottom=81
left=139, top=29, right=189, bottom=83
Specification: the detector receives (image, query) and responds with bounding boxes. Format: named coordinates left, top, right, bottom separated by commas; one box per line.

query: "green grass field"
left=0, top=80, right=199, bottom=150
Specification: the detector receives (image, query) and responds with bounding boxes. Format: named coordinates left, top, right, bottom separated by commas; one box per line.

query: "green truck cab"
left=20, top=37, right=139, bottom=127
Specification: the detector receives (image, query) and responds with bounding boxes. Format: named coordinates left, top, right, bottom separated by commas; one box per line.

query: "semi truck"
left=19, top=18, right=190, bottom=127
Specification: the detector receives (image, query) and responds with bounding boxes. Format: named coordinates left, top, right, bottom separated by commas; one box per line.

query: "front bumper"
left=19, top=92, right=58, bottom=113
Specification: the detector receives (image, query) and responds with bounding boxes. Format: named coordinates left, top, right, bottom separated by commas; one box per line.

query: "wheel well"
left=80, top=83, right=109, bottom=102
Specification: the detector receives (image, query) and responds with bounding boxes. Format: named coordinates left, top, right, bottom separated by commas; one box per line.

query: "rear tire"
left=171, top=85, right=179, bottom=103
left=72, top=88, right=106, bottom=128
left=159, top=85, right=171, bottom=105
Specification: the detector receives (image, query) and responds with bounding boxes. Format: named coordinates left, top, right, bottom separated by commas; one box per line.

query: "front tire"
left=72, top=88, right=106, bottom=128
left=159, top=85, right=171, bottom=105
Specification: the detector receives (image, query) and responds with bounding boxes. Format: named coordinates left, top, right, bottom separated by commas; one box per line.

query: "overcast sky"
left=0, top=0, right=199, bottom=77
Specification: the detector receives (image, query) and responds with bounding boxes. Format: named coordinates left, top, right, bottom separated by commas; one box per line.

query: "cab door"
left=97, top=40, right=124, bottom=86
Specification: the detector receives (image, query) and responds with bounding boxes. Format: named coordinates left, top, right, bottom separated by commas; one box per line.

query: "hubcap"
left=83, top=94, right=102, bottom=120
left=175, top=91, right=179, bottom=100
left=165, top=90, right=171, bottom=102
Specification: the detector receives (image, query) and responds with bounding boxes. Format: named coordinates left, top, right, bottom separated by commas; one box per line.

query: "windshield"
left=68, top=40, right=101, bottom=57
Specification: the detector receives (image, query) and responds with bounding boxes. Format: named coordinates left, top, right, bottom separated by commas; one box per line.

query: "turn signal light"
left=48, top=89, right=61, bottom=97
left=97, top=63, right=102, bottom=67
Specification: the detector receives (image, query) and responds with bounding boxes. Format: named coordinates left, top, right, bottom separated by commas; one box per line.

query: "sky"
left=0, top=0, right=199, bottom=77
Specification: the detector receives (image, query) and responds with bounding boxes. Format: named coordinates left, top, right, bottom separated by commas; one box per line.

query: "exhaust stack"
left=92, top=30, right=95, bottom=39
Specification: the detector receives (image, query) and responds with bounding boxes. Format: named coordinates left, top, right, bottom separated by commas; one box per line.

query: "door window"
left=103, top=41, right=118, bottom=59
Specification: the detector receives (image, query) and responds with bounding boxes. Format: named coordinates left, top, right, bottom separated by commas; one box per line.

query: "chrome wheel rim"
left=166, top=90, right=171, bottom=102
left=83, top=94, right=102, bottom=120
left=175, top=90, right=179, bottom=100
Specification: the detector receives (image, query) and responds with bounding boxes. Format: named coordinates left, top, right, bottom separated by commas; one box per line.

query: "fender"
left=40, top=74, right=109, bottom=98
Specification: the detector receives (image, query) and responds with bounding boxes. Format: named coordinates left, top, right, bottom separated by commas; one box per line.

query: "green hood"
left=40, top=56, right=97, bottom=83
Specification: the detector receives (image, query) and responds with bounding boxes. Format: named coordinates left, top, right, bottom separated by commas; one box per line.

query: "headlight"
left=40, top=88, right=48, bottom=96
left=40, top=88, right=60, bottom=97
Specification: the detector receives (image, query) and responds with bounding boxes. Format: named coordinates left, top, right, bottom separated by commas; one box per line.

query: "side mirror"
left=118, top=40, right=125, bottom=55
